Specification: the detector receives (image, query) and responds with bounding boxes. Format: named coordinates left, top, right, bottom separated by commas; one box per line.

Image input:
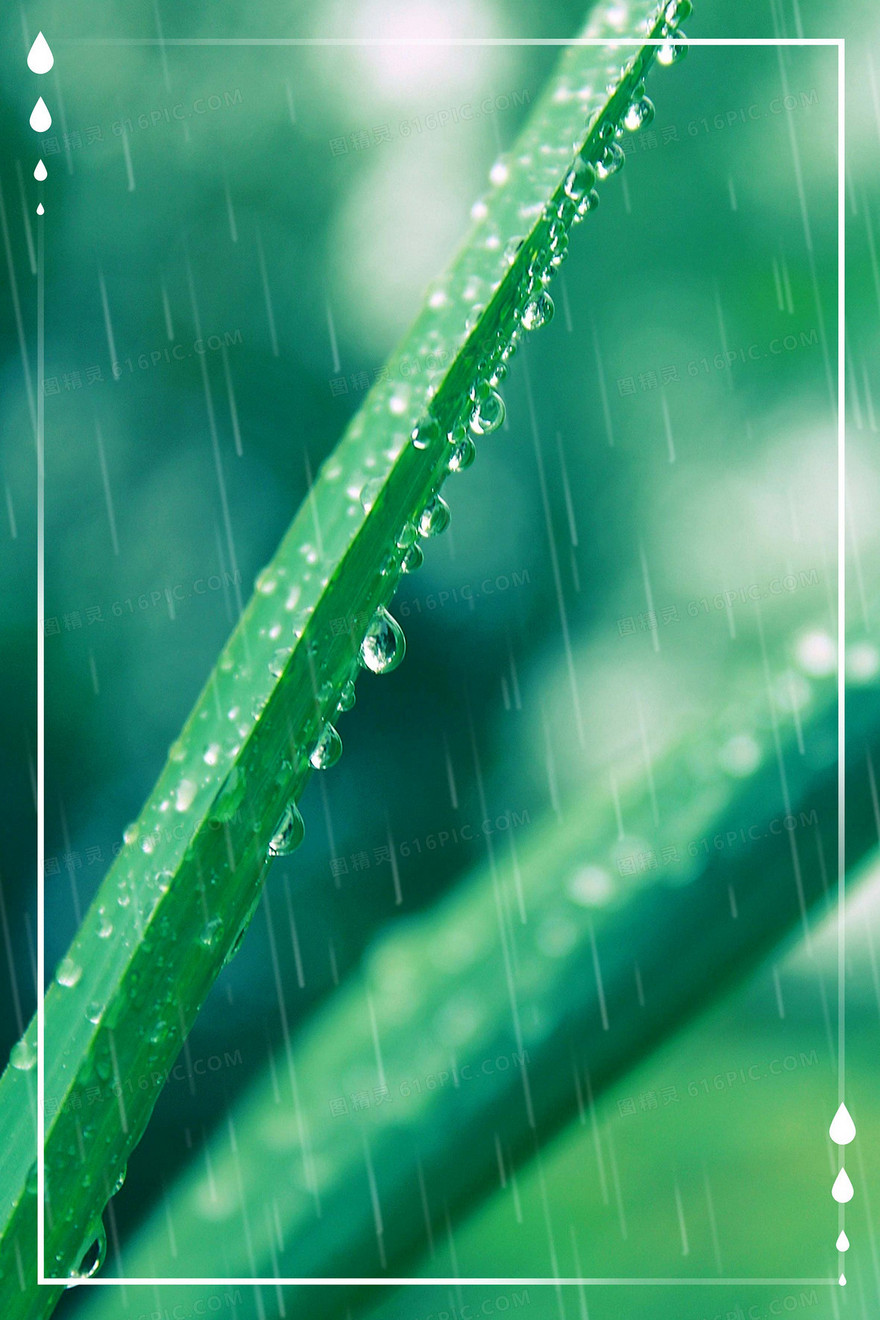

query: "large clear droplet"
left=359, top=606, right=405, bottom=674
left=66, top=1220, right=107, bottom=1287
left=418, top=495, right=450, bottom=538
left=29, top=97, right=52, bottom=132
left=447, top=436, right=476, bottom=472
left=34, top=159, right=47, bottom=181
left=309, top=722, right=342, bottom=770
left=831, top=1168, right=854, bottom=1203
left=469, top=389, right=505, bottom=436
left=563, top=156, right=596, bottom=201
left=411, top=415, right=441, bottom=450
left=829, top=1103, right=856, bottom=1145
left=521, top=291, right=554, bottom=331
left=657, top=30, right=688, bottom=64
left=623, top=95, right=655, bottom=131
left=27, top=32, right=54, bottom=74
left=596, top=142, right=625, bottom=179
left=268, top=803, right=305, bottom=856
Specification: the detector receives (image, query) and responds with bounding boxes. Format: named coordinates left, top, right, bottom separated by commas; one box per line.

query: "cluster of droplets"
left=262, top=8, right=691, bottom=870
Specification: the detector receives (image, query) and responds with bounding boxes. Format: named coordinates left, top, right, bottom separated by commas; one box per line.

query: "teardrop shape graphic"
left=839, top=1274, right=846, bottom=1287
left=836, top=1230, right=850, bottom=1252
left=34, top=159, right=47, bottom=181
left=36, top=203, right=45, bottom=215
left=27, top=32, right=54, bottom=74
left=829, top=1103, right=856, bottom=1145
left=29, top=98, right=51, bottom=132
left=832, top=1168, right=854, bottom=1203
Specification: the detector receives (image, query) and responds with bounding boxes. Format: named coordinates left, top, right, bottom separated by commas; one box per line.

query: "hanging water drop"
left=623, top=94, right=655, bottom=131
left=268, top=803, right=305, bottom=856
left=447, top=436, right=476, bottom=472
left=411, top=415, right=441, bottom=450
left=66, top=1220, right=107, bottom=1286
left=469, top=389, right=505, bottom=436
left=29, top=97, right=51, bottom=132
left=657, top=30, right=688, bottom=65
left=401, top=543, right=424, bottom=572
left=359, top=606, right=406, bottom=674
left=337, top=678, right=357, bottom=712
left=563, top=155, right=597, bottom=201
left=832, top=1168, right=854, bottom=1203
left=309, top=722, right=342, bottom=770
left=829, top=1103, right=856, bottom=1145
left=34, top=159, right=47, bottom=181
left=418, top=495, right=450, bottom=538
left=521, top=290, right=554, bottom=331
left=595, top=142, right=625, bottom=179
left=27, top=32, right=54, bottom=74
left=836, top=1230, right=850, bottom=1252
left=664, top=0, right=693, bottom=25
left=575, top=189, right=600, bottom=220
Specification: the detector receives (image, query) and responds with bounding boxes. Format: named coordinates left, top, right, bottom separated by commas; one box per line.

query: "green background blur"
left=2, top=0, right=879, bottom=1315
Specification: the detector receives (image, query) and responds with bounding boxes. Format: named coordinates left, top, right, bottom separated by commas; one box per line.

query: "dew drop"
left=359, top=606, right=406, bottom=674
left=396, top=522, right=418, bottom=550
left=469, top=389, right=505, bottom=436
left=832, top=1168, right=854, bottom=1203
left=309, top=722, right=342, bottom=770
left=503, top=236, right=525, bottom=266
left=29, top=97, right=52, bottom=132
left=657, top=30, right=688, bottom=64
left=411, top=415, right=441, bottom=450
left=623, top=94, right=655, bottom=131
left=112, top=1164, right=128, bottom=1195
left=836, top=1230, right=850, bottom=1252
left=521, top=290, right=554, bottom=331
left=203, top=742, right=221, bottom=766
left=337, top=678, right=357, bottom=712
left=10, top=1038, right=36, bottom=1071
left=575, top=189, right=600, bottom=219
left=175, top=779, right=197, bottom=812
left=56, top=956, right=82, bottom=988
left=27, top=32, right=54, bottom=74
left=86, top=1002, right=103, bottom=1024
left=401, top=543, right=424, bottom=572
left=200, top=916, right=224, bottom=948
left=563, top=155, right=597, bottom=201
left=829, top=1103, right=856, bottom=1145
left=418, top=495, right=451, bottom=538
left=66, top=1220, right=107, bottom=1287
left=268, top=803, right=305, bottom=856
left=448, top=436, right=476, bottom=472
left=360, top=478, right=383, bottom=512
left=269, top=647, right=292, bottom=677
left=664, top=0, right=693, bottom=24
left=596, top=142, right=625, bottom=179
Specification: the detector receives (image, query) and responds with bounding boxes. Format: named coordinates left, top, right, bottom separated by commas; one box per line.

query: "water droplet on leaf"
left=309, top=722, right=342, bottom=770
left=657, top=30, right=688, bottom=64
left=66, top=1220, right=107, bottom=1286
left=596, top=142, right=625, bottom=178
left=623, top=94, right=655, bottom=131
left=359, top=606, right=406, bottom=674
left=337, top=678, right=357, bottom=712
left=522, top=291, right=554, bottom=330
left=448, top=436, right=476, bottom=472
left=411, top=415, right=441, bottom=450
left=268, top=803, right=305, bottom=856
left=418, top=495, right=451, bottom=538
left=56, top=956, right=82, bottom=988
left=10, top=1038, right=36, bottom=1071
left=469, top=389, right=505, bottom=436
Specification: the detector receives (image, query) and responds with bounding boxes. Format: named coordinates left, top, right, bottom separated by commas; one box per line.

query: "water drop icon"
left=36, top=203, right=45, bottom=215
left=839, top=1274, right=846, bottom=1287
left=34, top=159, right=47, bottom=181
left=832, top=1168, right=854, bottom=1203
left=27, top=32, right=54, bottom=74
left=30, top=97, right=51, bottom=132
left=836, top=1230, right=849, bottom=1252
left=829, top=1103, right=856, bottom=1145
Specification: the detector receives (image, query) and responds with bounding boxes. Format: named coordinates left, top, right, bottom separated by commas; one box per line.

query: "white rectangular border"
left=36, top=33, right=846, bottom=1289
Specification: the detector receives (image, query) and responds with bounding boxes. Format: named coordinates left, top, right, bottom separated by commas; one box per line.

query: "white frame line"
left=36, top=32, right=846, bottom=1290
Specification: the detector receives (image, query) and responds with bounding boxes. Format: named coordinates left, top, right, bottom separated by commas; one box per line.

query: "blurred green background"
left=2, top=0, right=879, bottom=1315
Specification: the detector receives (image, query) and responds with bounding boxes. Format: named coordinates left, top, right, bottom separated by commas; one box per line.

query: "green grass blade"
left=77, top=666, right=880, bottom=1315
left=0, top=1, right=691, bottom=1313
